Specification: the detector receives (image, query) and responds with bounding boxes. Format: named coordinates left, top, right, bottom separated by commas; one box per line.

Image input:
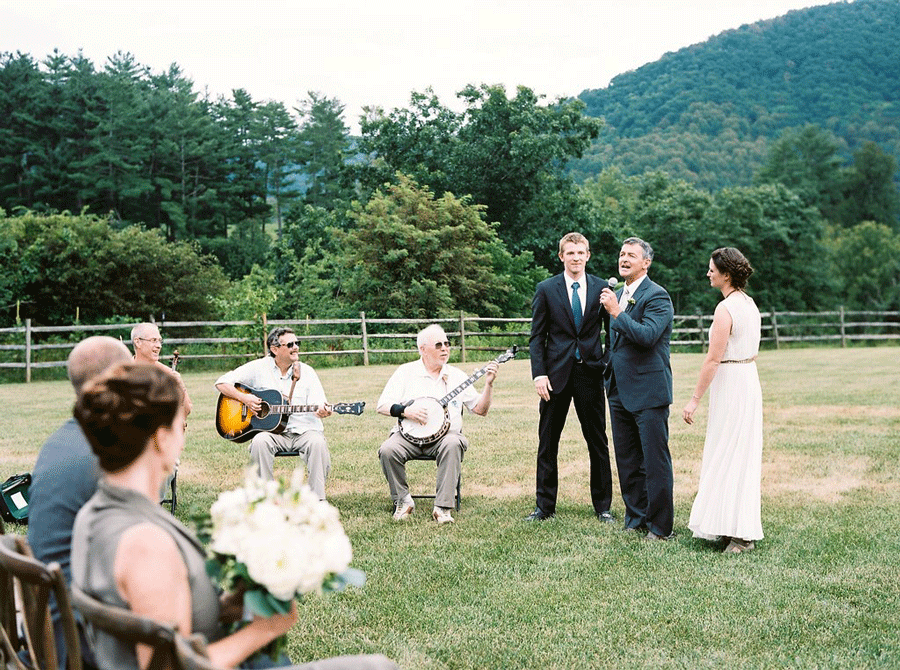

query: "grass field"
left=2, top=347, right=899, bottom=669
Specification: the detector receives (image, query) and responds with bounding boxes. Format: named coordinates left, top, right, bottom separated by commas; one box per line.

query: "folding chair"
left=408, top=453, right=461, bottom=511
left=160, top=470, right=177, bottom=514
left=0, top=534, right=82, bottom=670
left=69, top=585, right=176, bottom=670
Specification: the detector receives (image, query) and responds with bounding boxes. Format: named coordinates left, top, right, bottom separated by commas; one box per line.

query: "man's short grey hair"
left=623, top=237, right=654, bottom=261
left=130, top=322, right=158, bottom=344
left=417, top=324, right=446, bottom=350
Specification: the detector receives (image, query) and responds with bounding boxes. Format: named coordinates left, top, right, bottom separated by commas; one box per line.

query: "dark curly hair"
left=711, top=247, right=754, bottom=291
left=74, top=362, right=182, bottom=472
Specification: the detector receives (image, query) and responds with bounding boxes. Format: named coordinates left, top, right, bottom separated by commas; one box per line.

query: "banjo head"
left=398, top=397, right=450, bottom=445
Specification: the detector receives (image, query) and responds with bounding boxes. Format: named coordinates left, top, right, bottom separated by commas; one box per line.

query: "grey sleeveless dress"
left=71, top=479, right=223, bottom=670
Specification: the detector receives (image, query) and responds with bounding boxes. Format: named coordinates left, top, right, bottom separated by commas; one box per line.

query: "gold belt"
left=720, top=357, right=757, bottom=364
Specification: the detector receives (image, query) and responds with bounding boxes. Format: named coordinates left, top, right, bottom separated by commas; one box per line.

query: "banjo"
left=398, top=346, right=517, bottom=445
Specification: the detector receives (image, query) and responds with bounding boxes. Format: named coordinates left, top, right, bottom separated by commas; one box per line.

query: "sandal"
left=723, top=538, right=755, bottom=554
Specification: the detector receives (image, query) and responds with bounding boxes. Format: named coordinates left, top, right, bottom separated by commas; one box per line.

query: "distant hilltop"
left=570, top=0, right=900, bottom=190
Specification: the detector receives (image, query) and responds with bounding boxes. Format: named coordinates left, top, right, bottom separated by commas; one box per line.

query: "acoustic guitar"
left=215, top=383, right=365, bottom=443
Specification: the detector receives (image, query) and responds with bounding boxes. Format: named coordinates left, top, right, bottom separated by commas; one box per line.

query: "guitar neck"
left=268, top=404, right=320, bottom=415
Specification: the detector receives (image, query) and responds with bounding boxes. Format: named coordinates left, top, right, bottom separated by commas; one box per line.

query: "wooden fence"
left=1, top=308, right=897, bottom=382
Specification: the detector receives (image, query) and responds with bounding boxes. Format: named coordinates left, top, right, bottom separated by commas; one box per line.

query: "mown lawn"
left=2, top=347, right=898, bottom=669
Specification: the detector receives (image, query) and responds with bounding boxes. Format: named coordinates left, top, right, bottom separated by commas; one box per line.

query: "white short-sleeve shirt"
left=377, top=359, right=480, bottom=434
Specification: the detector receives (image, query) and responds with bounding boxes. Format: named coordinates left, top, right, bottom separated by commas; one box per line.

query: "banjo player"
left=376, top=324, right=499, bottom=525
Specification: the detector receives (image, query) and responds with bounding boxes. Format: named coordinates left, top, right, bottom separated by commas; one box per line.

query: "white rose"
left=242, top=528, right=309, bottom=601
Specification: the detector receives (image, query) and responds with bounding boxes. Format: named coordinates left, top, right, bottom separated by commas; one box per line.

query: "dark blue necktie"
left=572, top=281, right=582, bottom=359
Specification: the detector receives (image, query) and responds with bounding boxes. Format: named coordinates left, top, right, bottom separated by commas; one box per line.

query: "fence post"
left=360, top=311, right=369, bottom=366
left=458, top=311, right=467, bottom=364
left=839, top=305, right=846, bottom=348
left=771, top=311, right=780, bottom=349
left=261, top=313, right=268, bottom=355
left=25, top=318, right=32, bottom=383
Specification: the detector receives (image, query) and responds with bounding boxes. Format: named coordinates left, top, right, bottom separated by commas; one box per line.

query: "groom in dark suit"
left=527, top=232, right=614, bottom=521
left=600, top=237, right=675, bottom=540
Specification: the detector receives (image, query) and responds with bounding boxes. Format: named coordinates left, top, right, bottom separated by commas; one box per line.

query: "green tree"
left=356, top=85, right=601, bottom=268
left=339, top=174, right=541, bottom=319
left=837, top=141, right=900, bottom=231
left=755, top=125, right=845, bottom=220
left=256, top=100, right=301, bottom=239
left=625, top=173, right=713, bottom=314
left=81, top=52, right=155, bottom=222
left=213, top=89, right=271, bottom=235
left=826, top=221, right=900, bottom=310
left=708, top=183, right=835, bottom=311
left=295, top=92, right=354, bottom=211
left=0, top=52, right=48, bottom=209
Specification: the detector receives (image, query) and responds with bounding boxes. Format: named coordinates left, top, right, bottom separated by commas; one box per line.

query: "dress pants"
left=249, top=430, right=331, bottom=499
left=607, top=385, right=673, bottom=537
left=535, top=362, right=612, bottom=515
left=378, top=430, right=468, bottom=509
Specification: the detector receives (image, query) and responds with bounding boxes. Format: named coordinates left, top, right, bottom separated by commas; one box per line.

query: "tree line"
left=1, top=49, right=899, bottom=328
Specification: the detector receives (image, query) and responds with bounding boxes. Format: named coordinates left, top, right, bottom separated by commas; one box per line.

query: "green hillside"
left=571, top=0, right=900, bottom=189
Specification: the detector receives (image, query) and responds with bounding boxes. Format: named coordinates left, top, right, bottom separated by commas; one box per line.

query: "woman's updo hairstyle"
left=711, top=247, right=754, bottom=291
left=74, top=362, right=182, bottom=472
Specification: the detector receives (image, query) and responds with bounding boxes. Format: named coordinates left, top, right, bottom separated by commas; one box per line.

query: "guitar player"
left=376, top=324, right=499, bottom=525
left=215, top=326, right=333, bottom=499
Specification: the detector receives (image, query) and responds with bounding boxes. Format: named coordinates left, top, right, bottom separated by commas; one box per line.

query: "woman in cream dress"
left=682, top=247, right=763, bottom=553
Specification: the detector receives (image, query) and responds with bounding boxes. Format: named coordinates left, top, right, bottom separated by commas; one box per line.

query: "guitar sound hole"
left=256, top=403, right=270, bottom=419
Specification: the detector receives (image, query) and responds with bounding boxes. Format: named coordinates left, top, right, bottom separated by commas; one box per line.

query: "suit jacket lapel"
left=555, top=275, right=577, bottom=332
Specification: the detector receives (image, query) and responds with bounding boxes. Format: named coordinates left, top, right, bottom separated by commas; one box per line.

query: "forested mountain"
left=571, top=0, right=900, bottom=190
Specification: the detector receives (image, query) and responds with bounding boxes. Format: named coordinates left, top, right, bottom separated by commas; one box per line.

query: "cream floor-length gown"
left=688, top=291, right=764, bottom=542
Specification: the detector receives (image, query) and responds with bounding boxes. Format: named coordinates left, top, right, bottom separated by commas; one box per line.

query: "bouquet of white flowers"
left=201, top=469, right=364, bottom=656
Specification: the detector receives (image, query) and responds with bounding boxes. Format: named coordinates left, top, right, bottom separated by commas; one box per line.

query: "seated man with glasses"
left=376, top=324, right=498, bottom=524
left=131, top=321, right=193, bottom=416
left=215, top=326, right=333, bottom=498
left=132, top=322, right=192, bottom=505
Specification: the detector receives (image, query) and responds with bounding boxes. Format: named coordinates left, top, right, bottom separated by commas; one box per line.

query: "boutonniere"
left=628, top=298, right=635, bottom=305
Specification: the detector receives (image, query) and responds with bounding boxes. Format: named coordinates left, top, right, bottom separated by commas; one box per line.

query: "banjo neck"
left=437, top=364, right=494, bottom=407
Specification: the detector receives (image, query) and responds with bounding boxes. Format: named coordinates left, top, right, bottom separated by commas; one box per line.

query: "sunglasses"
left=278, top=341, right=299, bottom=349
left=433, top=341, right=451, bottom=350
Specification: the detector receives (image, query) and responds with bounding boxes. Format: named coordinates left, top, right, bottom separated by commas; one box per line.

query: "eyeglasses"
left=135, top=337, right=163, bottom=345
left=277, top=341, right=299, bottom=349
left=433, top=341, right=451, bottom=350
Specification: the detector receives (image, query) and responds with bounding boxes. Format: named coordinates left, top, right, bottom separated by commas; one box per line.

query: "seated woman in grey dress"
left=71, top=362, right=395, bottom=670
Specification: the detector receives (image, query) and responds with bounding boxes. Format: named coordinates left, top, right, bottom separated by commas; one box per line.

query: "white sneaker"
left=432, top=506, right=454, bottom=524
left=392, top=499, right=414, bottom=521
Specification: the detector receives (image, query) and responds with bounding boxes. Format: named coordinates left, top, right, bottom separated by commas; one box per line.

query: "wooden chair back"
left=173, top=633, right=219, bottom=670
left=69, top=585, right=177, bottom=670
left=0, top=534, right=82, bottom=670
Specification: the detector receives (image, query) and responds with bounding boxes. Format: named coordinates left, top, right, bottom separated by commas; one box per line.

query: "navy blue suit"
left=530, top=273, right=613, bottom=515
left=604, top=277, right=675, bottom=536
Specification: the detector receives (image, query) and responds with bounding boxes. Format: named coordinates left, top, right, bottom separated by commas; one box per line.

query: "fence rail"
left=1, top=308, right=897, bottom=382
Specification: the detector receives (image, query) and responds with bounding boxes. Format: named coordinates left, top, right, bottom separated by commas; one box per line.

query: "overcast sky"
left=4, top=0, right=834, bottom=131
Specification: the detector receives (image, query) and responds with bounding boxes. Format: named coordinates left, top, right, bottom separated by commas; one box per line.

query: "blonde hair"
left=558, top=232, right=590, bottom=255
